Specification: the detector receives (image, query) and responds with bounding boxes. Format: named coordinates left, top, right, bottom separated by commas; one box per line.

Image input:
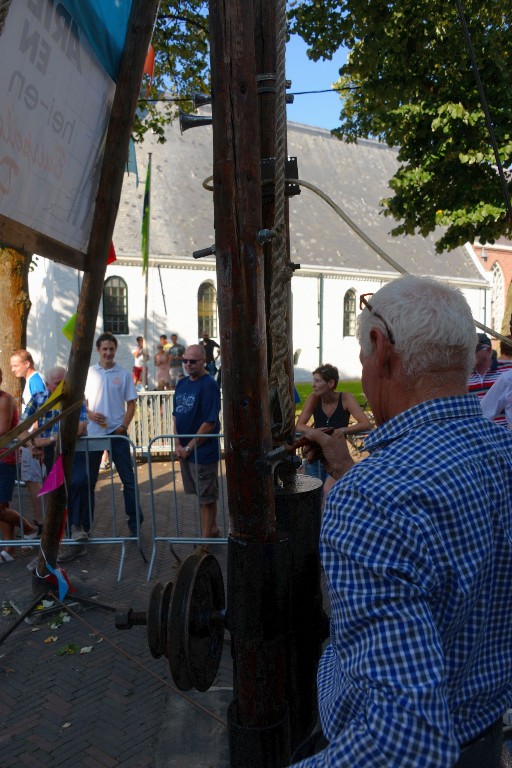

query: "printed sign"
left=0, top=0, right=115, bottom=253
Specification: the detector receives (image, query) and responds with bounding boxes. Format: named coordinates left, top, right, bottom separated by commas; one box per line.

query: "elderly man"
left=173, top=344, right=221, bottom=547
left=294, top=276, right=512, bottom=768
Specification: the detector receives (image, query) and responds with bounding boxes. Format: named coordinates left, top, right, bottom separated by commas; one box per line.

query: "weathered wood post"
left=208, top=0, right=292, bottom=764
left=253, top=1, right=325, bottom=754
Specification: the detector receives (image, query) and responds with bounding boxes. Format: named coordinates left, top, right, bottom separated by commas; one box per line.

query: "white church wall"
left=28, top=257, right=220, bottom=384
left=27, top=257, right=490, bottom=387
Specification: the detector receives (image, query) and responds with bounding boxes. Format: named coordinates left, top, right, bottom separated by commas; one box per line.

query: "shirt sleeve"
left=199, top=379, right=221, bottom=425
left=480, top=375, right=508, bottom=421
left=29, top=372, right=46, bottom=396
left=291, top=486, right=459, bottom=768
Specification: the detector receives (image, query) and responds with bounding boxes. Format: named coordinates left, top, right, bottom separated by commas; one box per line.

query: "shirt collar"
left=364, top=395, right=483, bottom=453
left=94, top=362, right=120, bottom=372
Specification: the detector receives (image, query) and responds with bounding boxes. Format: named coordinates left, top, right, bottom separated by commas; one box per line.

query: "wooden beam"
left=0, top=215, right=86, bottom=271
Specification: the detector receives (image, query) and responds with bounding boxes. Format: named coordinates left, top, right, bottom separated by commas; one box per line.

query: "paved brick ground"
left=1, top=460, right=230, bottom=768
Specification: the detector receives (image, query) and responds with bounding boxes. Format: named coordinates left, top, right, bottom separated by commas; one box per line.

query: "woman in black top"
left=296, top=363, right=371, bottom=487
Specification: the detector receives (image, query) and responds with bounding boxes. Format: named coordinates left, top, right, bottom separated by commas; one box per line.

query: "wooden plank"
left=0, top=215, right=86, bottom=271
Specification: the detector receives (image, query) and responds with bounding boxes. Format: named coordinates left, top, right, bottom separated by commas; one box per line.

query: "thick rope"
left=267, top=0, right=295, bottom=440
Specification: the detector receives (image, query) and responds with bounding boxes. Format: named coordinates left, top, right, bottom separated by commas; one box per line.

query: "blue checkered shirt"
left=292, top=396, right=512, bottom=767
left=22, top=390, right=88, bottom=438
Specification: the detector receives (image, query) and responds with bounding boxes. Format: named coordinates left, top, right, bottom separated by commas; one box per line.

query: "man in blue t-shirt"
left=173, top=344, right=221, bottom=544
left=10, top=349, right=46, bottom=525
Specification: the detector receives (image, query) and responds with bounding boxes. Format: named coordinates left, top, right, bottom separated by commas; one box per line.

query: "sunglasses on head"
left=359, top=293, right=396, bottom=345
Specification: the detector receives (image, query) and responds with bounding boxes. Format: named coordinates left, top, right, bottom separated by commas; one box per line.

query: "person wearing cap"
left=292, top=276, right=512, bottom=768
left=467, top=332, right=507, bottom=426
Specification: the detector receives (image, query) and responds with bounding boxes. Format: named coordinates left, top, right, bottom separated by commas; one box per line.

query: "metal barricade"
left=1, top=435, right=142, bottom=580
left=129, top=390, right=224, bottom=456
left=129, top=391, right=175, bottom=455
left=146, top=433, right=228, bottom=580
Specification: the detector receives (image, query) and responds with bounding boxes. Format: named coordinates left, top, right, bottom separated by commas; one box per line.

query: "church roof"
left=113, top=116, right=485, bottom=286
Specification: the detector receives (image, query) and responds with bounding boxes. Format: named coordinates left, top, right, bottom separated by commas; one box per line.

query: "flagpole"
left=142, top=152, right=152, bottom=388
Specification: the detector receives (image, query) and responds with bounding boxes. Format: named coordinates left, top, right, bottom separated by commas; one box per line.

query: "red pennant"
left=108, top=241, right=117, bottom=264
left=143, top=44, right=155, bottom=96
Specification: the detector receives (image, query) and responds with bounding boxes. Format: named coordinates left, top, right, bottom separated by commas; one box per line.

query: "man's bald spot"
left=186, top=344, right=205, bottom=360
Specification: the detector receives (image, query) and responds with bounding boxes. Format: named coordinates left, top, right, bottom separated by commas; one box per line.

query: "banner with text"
left=0, top=0, right=117, bottom=253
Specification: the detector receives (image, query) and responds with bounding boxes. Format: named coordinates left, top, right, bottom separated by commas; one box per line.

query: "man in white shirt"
left=480, top=367, right=512, bottom=428
left=85, top=333, right=143, bottom=536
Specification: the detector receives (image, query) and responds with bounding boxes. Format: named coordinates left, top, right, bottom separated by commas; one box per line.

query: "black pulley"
left=147, top=580, right=174, bottom=659
left=167, top=552, right=226, bottom=692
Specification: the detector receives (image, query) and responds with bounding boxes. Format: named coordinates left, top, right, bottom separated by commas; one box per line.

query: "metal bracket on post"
left=261, top=157, right=300, bottom=200
left=192, top=244, right=216, bottom=259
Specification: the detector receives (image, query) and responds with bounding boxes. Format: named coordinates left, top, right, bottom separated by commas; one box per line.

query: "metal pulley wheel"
left=147, top=580, right=173, bottom=659
left=167, top=551, right=226, bottom=692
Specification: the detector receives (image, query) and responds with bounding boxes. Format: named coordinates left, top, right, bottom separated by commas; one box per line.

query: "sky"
left=285, top=34, right=348, bottom=130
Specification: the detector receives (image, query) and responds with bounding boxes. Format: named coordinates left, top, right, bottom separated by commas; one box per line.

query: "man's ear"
left=371, top=327, right=394, bottom=378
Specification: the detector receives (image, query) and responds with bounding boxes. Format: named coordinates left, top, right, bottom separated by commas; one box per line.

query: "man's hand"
left=30, top=444, right=45, bottom=461
left=90, top=411, right=107, bottom=427
left=175, top=444, right=190, bottom=460
left=298, top=426, right=355, bottom=481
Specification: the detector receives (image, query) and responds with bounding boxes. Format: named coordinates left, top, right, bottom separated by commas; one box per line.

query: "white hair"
left=357, top=276, right=477, bottom=380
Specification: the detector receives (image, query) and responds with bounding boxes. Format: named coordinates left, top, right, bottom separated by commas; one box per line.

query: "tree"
left=0, top=249, right=31, bottom=399
left=288, top=0, right=512, bottom=251
left=133, top=0, right=210, bottom=143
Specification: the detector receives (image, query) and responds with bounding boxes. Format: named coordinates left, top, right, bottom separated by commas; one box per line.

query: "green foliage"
left=288, top=1, right=512, bottom=251
left=132, top=1, right=210, bottom=144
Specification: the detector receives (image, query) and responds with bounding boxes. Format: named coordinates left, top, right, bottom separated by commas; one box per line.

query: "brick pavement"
left=1, top=460, right=231, bottom=768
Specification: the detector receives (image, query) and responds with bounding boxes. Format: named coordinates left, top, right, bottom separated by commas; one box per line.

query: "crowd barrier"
left=129, top=391, right=224, bottom=455
left=2, top=432, right=231, bottom=581
left=146, top=433, right=228, bottom=580
left=2, top=435, right=142, bottom=580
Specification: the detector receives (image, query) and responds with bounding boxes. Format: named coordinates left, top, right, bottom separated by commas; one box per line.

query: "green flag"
left=141, top=156, right=151, bottom=273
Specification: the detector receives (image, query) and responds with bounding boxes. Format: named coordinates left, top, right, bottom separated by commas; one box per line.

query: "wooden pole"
left=253, top=0, right=294, bottom=407
left=209, top=0, right=275, bottom=540
left=209, top=1, right=290, bottom=762
left=35, top=0, right=160, bottom=585
left=143, top=153, right=152, bottom=390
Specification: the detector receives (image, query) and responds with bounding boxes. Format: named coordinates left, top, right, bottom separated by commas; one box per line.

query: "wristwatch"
left=185, top=445, right=191, bottom=453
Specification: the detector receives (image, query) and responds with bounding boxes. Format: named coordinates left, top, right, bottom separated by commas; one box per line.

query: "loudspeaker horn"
left=179, top=110, right=213, bottom=134
left=192, top=92, right=212, bottom=109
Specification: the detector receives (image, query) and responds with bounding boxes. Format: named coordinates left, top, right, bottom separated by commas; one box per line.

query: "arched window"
left=198, top=281, right=217, bottom=337
left=491, top=262, right=505, bottom=333
left=343, top=289, right=356, bottom=337
left=103, top=276, right=129, bottom=335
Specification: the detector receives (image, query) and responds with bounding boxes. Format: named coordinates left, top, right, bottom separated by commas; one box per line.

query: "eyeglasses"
left=183, top=358, right=199, bottom=365
left=359, top=293, right=396, bottom=345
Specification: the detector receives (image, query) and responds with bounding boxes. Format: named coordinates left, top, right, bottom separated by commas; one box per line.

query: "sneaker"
left=26, top=555, right=39, bottom=572
left=99, top=462, right=109, bottom=471
left=71, top=525, right=87, bottom=542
